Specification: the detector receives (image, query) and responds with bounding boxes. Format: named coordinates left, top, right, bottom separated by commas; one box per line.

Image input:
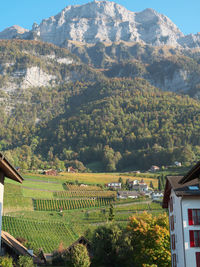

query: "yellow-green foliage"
left=60, top=172, right=158, bottom=187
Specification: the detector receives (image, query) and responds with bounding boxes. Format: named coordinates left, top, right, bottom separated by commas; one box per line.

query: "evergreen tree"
left=69, top=244, right=90, bottom=267
left=118, top=177, right=124, bottom=189
left=158, top=176, right=162, bottom=191
left=108, top=203, right=115, bottom=222
left=149, top=181, right=154, bottom=189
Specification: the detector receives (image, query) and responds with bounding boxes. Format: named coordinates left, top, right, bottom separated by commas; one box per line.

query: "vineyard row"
left=34, top=197, right=113, bottom=211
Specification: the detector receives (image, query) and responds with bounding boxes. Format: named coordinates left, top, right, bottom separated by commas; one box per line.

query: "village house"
left=105, top=182, right=121, bottom=190
left=42, top=169, right=58, bottom=176
left=149, top=165, right=160, bottom=172
left=129, top=179, right=148, bottom=192
left=152, top=192, right=163, bottom=201
left=174, top=161, right=182, bottom=167
left=117, top=191, right=139, bottom=199
left=67, top=166, right=76, bottom=173
left=162, top=161, right=200, bottom=267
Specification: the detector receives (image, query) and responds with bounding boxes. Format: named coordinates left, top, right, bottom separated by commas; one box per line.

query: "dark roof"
left=179, top=161, right=200, bottom=184
left=0, top=153, right=23, bottom=183
left=2, top=231, right=36, bottom=258
left=67, top=236, right=90, bottom=252
left=162, top=176, right=200, bottom=208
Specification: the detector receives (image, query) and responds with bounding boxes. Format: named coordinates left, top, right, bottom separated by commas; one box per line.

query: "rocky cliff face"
left=30, top=1, right=183, bottom=47
left=0, top=25, right=29, bottom=39
left=0, top=1, right=191, bottom=47
left=1, top=1, right=200, bottom=49
left=0, top=2, right=200, bottom=99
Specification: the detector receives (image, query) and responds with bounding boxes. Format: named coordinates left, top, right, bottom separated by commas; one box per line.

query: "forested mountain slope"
left=1, top=40, right=200, bottom=171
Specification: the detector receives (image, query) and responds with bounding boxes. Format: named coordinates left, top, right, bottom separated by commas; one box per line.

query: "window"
left=170, top=215, right=175, bottom=231
left=196, top=252, right=200, bottom=267
left=172, top=254, right=177, bottom=267
left=188, top=209, right=200, bottom=225
left=170, top=197, right=173, bottom=212
left=190, top=230, right=200, bottom=247
left=171, top=234, right=176, bottom=250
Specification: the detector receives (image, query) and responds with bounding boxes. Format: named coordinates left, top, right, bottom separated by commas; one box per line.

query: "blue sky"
left=1, top=0, right=199, bottom=35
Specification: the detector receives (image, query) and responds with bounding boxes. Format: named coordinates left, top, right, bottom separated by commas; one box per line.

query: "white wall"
left=170, top=190, right=185, bottom=267
left=0, top=172, right=4, bottom=254
left=182, top=197, right=200, bottom=267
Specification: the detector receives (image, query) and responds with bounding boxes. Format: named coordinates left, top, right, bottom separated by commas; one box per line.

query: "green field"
left=2, top=172, right=163, bottom=253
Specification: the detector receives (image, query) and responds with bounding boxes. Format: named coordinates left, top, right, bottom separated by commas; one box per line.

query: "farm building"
left=42, top=169, right=58, bottom=176
left=162, top=161, right=200, bottom=267
left=117, top=191, right=139, bottom=199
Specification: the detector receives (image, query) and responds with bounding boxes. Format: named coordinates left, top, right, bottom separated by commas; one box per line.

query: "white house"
left=106, top=182, right=121, bottom=190
left=174, top=161, right=182, bottom=167
left=162, top=161, right=200, bottom=267
left=129, top=179, right=148, bottom=192
left=117, top=191, right=139, bottom=199
left=149, top=165, right=160, bottom=172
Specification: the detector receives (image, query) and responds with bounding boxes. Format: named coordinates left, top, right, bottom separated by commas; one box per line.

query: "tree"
left=118, top=177, right=124, bottom=189
left=91, top=225, right=124, bottom=266
left=126, top=212, right=171, bottom=267
left=125, top=179, right=130, bottom=190
left=108, top=203, right=115, bottom=222
left=150, top=181, right=154, bottom=189
left=18, top=255, right=34, bottom=267
left=0, top=256, right=13, bottom=267
left=69, top=244, right=90, bottom=267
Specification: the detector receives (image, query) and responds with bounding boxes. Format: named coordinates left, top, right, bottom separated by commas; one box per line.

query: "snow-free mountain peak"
left=0, top=1, right=199, bottom=48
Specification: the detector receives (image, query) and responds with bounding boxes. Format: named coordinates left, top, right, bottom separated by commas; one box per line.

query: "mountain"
left=30, top=2, right=183, bottom=47
left=0, top=25, right=29, bottom=39
left=0, top=1, right=199, bottom=49
left=0, top=2, right=200, bottom=171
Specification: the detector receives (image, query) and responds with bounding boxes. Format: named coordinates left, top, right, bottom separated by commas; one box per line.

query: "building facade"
left=163, top=161, right=200, bottom=267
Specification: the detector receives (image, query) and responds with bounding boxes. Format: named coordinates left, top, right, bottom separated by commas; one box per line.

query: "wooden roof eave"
left=0, top=153, right=23, bottom=183
left=179, top=161, right=200, bottom=184
left=162, top=178, right=172, bottom=209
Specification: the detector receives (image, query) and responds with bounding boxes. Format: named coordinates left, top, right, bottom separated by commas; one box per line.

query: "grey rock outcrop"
left=178, top=33, right=200, bottom=48
left=0, top=1, right=186, bottom=47
left=0, top=25, right=30, bottom=39
left=31, top=1, right=183, bottom=46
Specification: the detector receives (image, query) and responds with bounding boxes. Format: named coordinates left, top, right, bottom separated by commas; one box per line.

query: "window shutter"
left=172, top=254, right=177, bottom=267
left=171, top=215, right=174, bottom=231
left=170, top=197, right=173, bottom=212
left=190, top=230, right=195, bottom=247
left=196, top=252, right=200, bottom=267
left=171, top=234, right=175, bottom=250
left=188, top=209, right=193, bottom=225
